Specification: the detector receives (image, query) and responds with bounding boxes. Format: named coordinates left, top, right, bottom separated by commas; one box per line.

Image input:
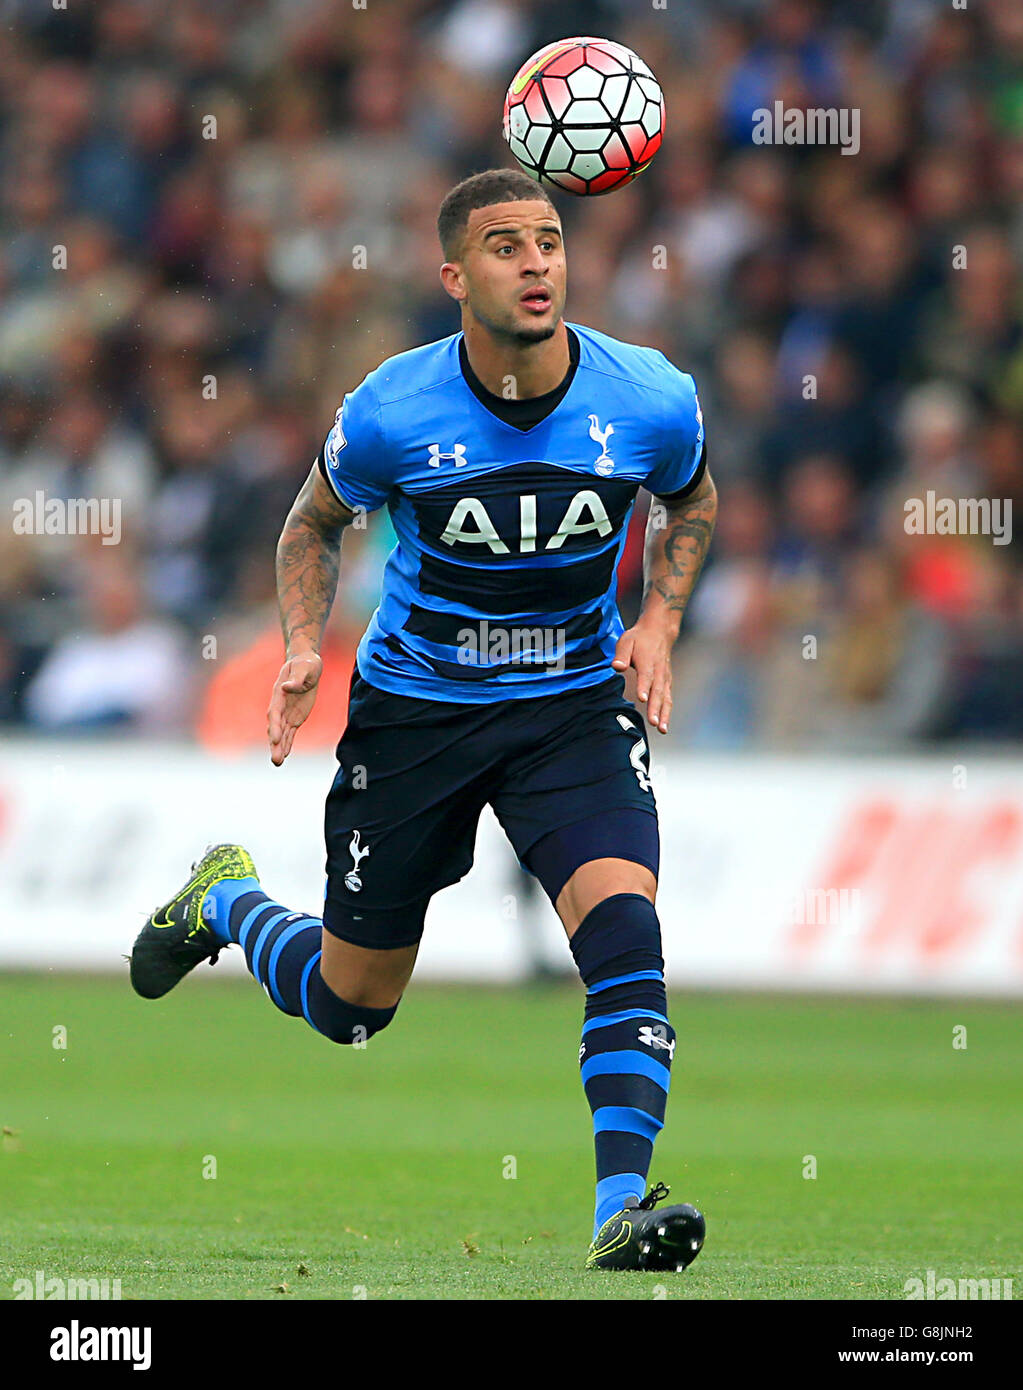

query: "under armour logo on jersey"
left=616, top=714, right=651, bottom=792
left=427, top=442, right=468, bottom=468
left=345, top=830, right=370, bottom=892
left=587, top=414, right=615, bottom=476
left=638, top=1025, right=675, bottom=1059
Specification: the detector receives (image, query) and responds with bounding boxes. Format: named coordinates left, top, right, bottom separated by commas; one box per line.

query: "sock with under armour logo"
left=569, top=893, right=675, bottom=1240
left=200, top=881, right=396, bottom=1044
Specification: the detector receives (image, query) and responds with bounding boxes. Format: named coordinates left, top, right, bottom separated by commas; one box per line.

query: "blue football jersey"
left=320, top=322, right=704, bottom=702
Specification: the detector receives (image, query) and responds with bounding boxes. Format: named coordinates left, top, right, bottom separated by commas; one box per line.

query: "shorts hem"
left=321, top=921, right=424, bottom=950
left=512, top=801, right=658, bottom=862
left=322, top=895, right=429, bottom=950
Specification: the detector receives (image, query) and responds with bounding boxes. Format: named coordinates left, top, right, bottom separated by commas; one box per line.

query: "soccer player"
left=130, top=169, right=717, bottom=1273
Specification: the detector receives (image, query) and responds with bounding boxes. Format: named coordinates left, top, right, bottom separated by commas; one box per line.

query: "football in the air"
left=503, top=36, right=665, bottom=196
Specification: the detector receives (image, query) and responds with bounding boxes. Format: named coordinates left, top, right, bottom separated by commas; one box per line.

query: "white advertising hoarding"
left=1, top=742, right=1022, bottom=995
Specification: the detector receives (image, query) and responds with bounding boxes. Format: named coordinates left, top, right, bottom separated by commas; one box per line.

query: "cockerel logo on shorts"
left=345, top=830, right=370, bottom=892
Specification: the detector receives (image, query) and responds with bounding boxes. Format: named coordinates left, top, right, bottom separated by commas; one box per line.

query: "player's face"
left=446, top=200, right=567, bottom=344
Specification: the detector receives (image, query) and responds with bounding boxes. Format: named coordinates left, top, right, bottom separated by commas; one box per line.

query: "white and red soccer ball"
left=503, top=36, right=665, bottom=196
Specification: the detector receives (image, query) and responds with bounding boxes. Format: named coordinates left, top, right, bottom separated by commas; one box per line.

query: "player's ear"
left=440, top=260, right=468, bottom=304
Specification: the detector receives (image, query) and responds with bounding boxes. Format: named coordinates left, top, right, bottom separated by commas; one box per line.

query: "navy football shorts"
left=322, top=669, right=658, bottom=948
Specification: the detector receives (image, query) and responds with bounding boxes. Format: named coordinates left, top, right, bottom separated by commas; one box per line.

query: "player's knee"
left=568, top=893, right=665, bottom=1008
left=315, top=998, right=398, bottom=1046
left=318, top=1006, right=397, bottom=1046
left=306, top=969, right=400, bottom=1045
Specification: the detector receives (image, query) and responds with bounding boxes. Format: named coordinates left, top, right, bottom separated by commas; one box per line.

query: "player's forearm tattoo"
left=642, top=470, right=717, bottom=623
left=275, top=464, right=352, bottom=658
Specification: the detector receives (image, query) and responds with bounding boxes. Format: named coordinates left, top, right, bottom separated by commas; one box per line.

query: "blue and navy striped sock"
left=570, top=894, right=675, bottom=1239
left=203, top=879, right=321, bottom=1017
left=201, top=879, right=396, bottom=1043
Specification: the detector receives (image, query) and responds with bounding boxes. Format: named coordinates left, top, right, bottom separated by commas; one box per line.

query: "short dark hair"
left=437, top=168, right=555, bottom=260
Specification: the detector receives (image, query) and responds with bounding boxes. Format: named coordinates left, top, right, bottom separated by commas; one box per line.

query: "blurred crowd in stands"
left=1, top=0, right=1022, bottom=749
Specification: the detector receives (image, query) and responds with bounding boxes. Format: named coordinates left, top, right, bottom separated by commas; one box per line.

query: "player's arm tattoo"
left=641, top=468, right=717, bottom=629
left=275, top=462, right=355, bottom=658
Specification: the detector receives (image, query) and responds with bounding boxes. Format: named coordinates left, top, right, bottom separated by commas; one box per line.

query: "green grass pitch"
left=1, top=975, right=1020, bottom=1300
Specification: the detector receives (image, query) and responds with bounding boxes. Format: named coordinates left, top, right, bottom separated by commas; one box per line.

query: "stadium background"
left=3, top=0, right=1023, bottom=750
left=1, top=0, right=1022, bottom=1303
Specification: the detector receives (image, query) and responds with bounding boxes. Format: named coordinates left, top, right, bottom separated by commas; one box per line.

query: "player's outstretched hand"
left=268, top=651, right=323, bottom=766
left=612, top=624, right=674, bottom=735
